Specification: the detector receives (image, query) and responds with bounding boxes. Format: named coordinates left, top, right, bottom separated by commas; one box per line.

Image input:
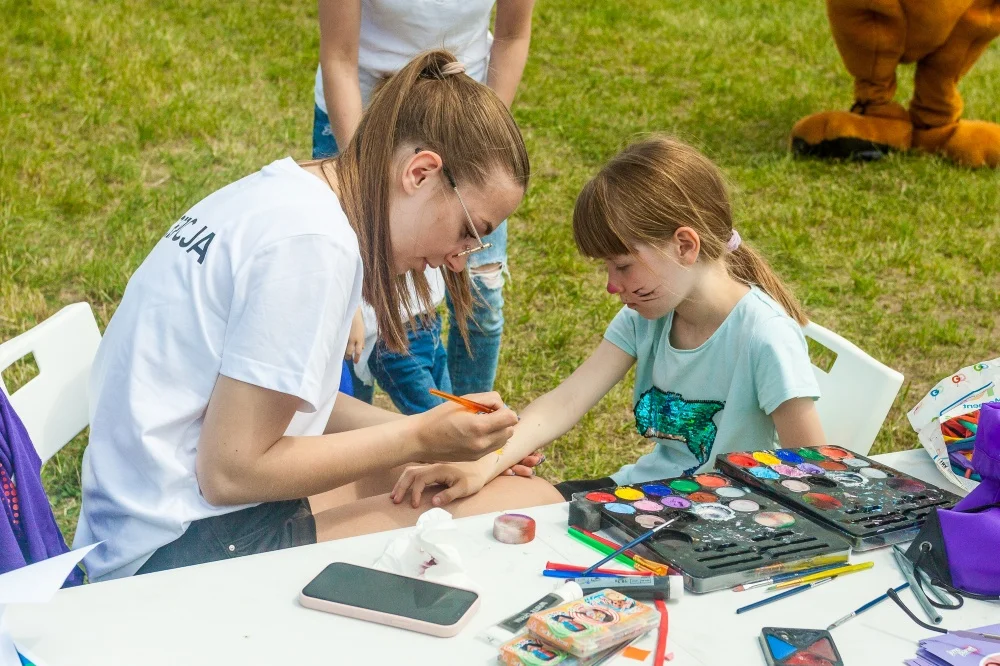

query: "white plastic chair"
left=0, top=303, right=102, bottom=465
left=802, top=321, right=904, bottom=456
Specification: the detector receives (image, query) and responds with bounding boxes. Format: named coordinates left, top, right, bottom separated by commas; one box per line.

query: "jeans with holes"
left=446, top=245, right=506, bottom=396
left=313, top=104, right=507, bottom=399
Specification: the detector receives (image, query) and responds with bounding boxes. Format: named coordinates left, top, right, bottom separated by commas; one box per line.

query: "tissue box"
left=525, top=589, right=659, bottom=658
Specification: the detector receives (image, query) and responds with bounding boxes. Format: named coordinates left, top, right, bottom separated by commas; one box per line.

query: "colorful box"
left=524, top=589, right=659, bottom=658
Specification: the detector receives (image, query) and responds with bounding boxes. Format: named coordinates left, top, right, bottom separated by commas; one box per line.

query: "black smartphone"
left=299, top=562, right=480, bottom=637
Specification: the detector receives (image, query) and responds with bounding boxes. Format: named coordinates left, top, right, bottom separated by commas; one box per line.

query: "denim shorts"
left=136, top=499, right=316, bottom=575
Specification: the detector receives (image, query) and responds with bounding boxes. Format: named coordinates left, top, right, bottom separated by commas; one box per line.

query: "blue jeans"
left=313, top=104, right=506, bottom=399
left=351, top=313, right=452, bottom=415
left=446, top=237, right=506, bottom=395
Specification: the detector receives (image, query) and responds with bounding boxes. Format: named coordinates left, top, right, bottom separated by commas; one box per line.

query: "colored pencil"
left=582, top=517, right=681, bottom=575
left=545, top=561, right=650, bottom=577
left=428, top=388, right=496, bottom=413
left=767, top=561, right=874, bottom=590
left=575, top=528, right=671, bottom=575
left=736, top=577, right=836, bottom=615
left=733, top=562, right=850, bottom=591
left=826, top=583, right=910, bottom=630
left=653, top=599, right=670, bottom=665
left=567, top=528, right=638, bottom=568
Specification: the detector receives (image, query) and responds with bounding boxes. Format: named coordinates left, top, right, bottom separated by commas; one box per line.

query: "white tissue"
left=373, top=508, right=478, bottom=591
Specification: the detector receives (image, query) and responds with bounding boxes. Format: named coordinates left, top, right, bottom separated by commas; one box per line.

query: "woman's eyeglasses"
left=443, top=166, right=492, bottom=258
left=414, top=147, right=492, bottom=258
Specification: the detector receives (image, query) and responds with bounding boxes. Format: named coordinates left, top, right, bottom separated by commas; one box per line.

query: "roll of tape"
left=493, top=513, right=536, bottom=544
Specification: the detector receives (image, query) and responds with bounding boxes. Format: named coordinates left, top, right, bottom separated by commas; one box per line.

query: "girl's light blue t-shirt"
left=605, top=287, right=820, bottom=485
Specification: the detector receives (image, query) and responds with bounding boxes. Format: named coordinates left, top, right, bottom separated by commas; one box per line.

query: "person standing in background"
left=314, top=0, right=536, bottom=409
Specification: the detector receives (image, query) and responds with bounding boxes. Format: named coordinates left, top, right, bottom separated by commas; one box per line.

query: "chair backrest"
left=0, top=303, right=102, bottom=465
left=803, top=321, right=904, bottom=456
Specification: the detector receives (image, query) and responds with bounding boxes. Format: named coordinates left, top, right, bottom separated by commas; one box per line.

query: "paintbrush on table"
left=581, top=515, right=683, bottom=575
left=736, top=578, right=836, bottom=614
left=827, top=583, right=909, bottom=630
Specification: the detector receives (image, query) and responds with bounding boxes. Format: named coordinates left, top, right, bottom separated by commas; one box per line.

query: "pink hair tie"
left=441, top=61, right=466, bottom=77
left=726, top=229, right=742, bottom=252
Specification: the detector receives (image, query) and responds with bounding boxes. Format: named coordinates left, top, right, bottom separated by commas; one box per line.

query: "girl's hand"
left=344, top=308, right=365, bottom=363
left=391, top=458, right=493, bottom=508
left=413, top=392, right=518, bottom=462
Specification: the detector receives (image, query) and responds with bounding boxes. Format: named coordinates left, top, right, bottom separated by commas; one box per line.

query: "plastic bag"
left=907, top=358, right=998, bottom=492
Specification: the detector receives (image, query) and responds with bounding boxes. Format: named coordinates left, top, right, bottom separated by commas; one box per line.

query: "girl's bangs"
left=572, top=179, right=633, bottom=259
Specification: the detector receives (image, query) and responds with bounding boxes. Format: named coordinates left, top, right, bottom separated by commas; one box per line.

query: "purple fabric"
left=941, top=401, right=1000, bottom=595
left=956, top=402, right=1000, bottom=510
left=0, top=390, right=82, bottom=586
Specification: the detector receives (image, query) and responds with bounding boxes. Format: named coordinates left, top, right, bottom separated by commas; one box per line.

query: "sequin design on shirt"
left=634, top=387, right=725, bottom=468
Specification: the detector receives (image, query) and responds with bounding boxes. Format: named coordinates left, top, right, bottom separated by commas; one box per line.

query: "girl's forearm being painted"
left=486, top=340, right=636, bottom=481
left=488, top=389, right=586, bottom=477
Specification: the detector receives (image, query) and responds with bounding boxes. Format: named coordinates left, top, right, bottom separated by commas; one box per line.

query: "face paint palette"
left=759, top=627, right=843, bottom=666
left=568, top=473, right=850, bottom=593
left=716, top=446, right=961, bottom=551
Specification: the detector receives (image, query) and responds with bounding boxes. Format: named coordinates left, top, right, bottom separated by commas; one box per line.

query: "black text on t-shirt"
left=164, top=215, right=215, bottom=265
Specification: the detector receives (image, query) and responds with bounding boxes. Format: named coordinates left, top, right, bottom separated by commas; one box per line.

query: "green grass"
left=2, top=0, right=997, bottom=543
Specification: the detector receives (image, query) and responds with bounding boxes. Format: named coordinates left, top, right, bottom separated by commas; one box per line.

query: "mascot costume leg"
left=792, top=0, right=1000, bottom=167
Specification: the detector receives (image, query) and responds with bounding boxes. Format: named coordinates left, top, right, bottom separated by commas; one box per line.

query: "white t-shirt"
left=73, top=158, right=363, bottom=581
left=314, top=0, right=495, bottom=112
left=604, top=287, right=821, bottom=485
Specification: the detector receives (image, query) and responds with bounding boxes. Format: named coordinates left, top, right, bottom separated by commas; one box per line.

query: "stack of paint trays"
left=715, top=446, right=961, bottom=551
left=568, top=472, right=851, bottom=593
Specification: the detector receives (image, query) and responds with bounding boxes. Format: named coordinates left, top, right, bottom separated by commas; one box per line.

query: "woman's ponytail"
left=335, top=50, right=529, bottom=353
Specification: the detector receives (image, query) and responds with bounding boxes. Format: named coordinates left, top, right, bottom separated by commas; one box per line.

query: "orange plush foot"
left=791, top=102, right=913, bottom=160
left=913, top=120, right=1000, bottom=168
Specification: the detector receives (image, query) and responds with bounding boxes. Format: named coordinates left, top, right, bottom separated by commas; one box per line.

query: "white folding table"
left=9, top=450, right=997, bottom=665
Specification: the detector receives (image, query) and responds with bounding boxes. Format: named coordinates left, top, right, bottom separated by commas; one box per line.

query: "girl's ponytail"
left=727, top=243, right=807, bottom=325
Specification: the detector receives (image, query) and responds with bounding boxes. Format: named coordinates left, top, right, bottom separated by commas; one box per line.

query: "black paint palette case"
left=567, top=472, right=850, bottom=593
left=715, top=445, right=960, bottom=550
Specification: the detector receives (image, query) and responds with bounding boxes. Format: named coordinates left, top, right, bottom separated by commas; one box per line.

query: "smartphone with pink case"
left=299, top=562, right=480, bottom=638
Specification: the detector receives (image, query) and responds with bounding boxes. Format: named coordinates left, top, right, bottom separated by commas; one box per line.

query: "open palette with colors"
left=759, top=627, right=844, bottom=666
left=567, top=473, right=850, bottom=593
left=715, top=446, right=960, bottom=550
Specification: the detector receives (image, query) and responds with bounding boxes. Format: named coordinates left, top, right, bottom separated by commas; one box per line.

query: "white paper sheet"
left=0, top=543, right=99, bottom=666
